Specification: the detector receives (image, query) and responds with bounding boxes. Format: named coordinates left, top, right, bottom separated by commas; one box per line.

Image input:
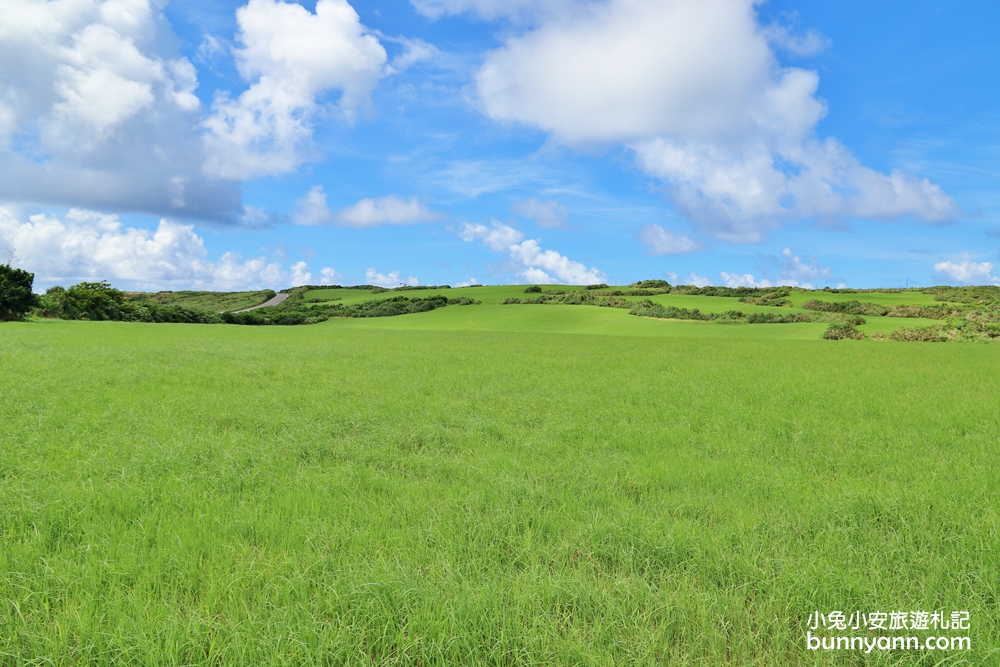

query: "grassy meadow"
left=2, top=295, right=998, bottom=665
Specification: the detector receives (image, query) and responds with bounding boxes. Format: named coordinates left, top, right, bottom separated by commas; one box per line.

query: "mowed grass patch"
left=1, top=320, right=998, bottom=665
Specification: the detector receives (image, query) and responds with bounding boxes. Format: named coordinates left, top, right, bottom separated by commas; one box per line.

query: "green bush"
left=889, top=326, right=950, bottom=342
left=0, top=264, right=38, bottom=321
left=524, top=285, right=542, bottom=293
left=823, top=323, right=866, bottom=340
left=584, top=283, right=610, bottom=290
left=628, top=279, right=671, bottom=289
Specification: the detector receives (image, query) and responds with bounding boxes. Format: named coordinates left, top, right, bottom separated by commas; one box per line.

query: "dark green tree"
left=64, top=281, right=132, bottom=320
left=0, top=264, right=38, bottom=321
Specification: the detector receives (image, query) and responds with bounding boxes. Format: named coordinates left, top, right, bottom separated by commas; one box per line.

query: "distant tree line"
left=13, top=280, right=479, bottom=326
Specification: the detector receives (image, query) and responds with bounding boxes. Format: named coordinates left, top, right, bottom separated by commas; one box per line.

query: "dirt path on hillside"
left=232, top=292, right=289, bottom=313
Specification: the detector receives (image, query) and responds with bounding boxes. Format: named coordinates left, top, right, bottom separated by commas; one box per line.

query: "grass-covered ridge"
left=1, top=320, right=998, bottom=664
left=22, top=279, right=1000, bottom=342
left=130, top=289, right=277, bottom=312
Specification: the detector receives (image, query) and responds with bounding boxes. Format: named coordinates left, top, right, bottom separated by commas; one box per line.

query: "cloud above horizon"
left=459, top=220, right=606, bottom=284
left=934, top=256, right=999, bottom=285
left=292, top=187, right=443, bottom=227
left=202, top=0, right=387, bottom=180
left=0, top=206, right=333, bottom=290
left=0, top=0, right=388, bottom=224
left=474, top=0, right=960, bottom=243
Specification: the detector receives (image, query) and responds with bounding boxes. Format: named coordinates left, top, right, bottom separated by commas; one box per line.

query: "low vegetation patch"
left=504, top=292, right=858, bottom=326
left=803, top=298, right=962, bottom=319
left=31, top=281, right=479, bottom=326
left=224, top=294, right=479, bottom=326
left=823, top=323, right=866, bottom=340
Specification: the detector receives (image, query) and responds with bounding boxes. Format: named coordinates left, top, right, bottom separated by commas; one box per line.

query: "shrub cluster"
left=823, top=323, right=866, bottom=340
left=524, top=285, right=542, bottom=293
left=925, top=285, right=1000, bottom=304
left=628, top=279, right=671, bottom=289
left=223, top=295, right=480, bottom=326
left=889, top=326, right=950, bottom=342
left=0, top=264, right=38, bottom=321
left=584, top=283, right=610, bottom=290
left=504, top=293, right=632, bottom=309
left=587, top=288, right=670, bottom=296
left=33, top=281, right=479, bottom=327
left=738, top=289, right=791, bottom=307
left=504, top=292, right=863, bottom=326
left=803, top=299, right=961, bottom=319
left=36, top=282, right=221, bottom=323
left=628, top=301, right=710, bottom=321
left=670, top=285, right=794, bottom=298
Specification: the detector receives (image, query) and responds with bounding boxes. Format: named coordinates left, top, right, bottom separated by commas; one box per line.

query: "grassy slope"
left=2, top=318, right=998, bottom=665
left=300, top=286, right=938, bottom=338
left=131, top=290, right=276, bottom=312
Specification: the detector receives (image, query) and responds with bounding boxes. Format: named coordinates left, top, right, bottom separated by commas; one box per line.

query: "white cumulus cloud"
left=201, top=0, right=387, bottom=180
left=337, top=195, right=442, bottom=228
left=638, top=224, right=700, bottom=255
left=366, top=267, right=420, bottom=287
left=289, top=260, right=312, bottom=286
left=0, top=0, right=240, bottom=221
left=319, top=266, right=344, bottom=284
left=685, top=272, right=713, bottom=287
left=773, top=247, right=829, bottom=283
left=474, top=0, right=959, bottom=243
left=292, top=185, right=335, bottom=225
left=459, top=220, right=606, bottom=284
left=0, top=206, right=300, bottom=290
left=934, top=256, right=999, bottom=285
left=292, top=187, right=442, bottom=227
left=720, top=272, right=772, bottom=288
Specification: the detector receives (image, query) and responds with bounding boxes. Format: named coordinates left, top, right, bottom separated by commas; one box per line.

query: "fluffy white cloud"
left=459, top=220, right=606, bottom=284
left=634, top=137, right=958, bottom=243
left=458, top=220, right=522, bottom=251
left=337, top=195, right=442, bottom=228
left=0, top=0, right=243, bottom=221
left=292, top=185, right=335, bottom=225
left=511, top=197, right=569, bottom=229
left=202, top=0, right=386, bottom=180
left=934, top=257, right=999, bottom=286
left=366, top=267, right=420, bottom=287
left=289, top=260, right=312, bottom=286
left=773, top=247, right=829, bottom=283
left=720, top=272, right=772, bottom=288
left=638, top=224, right=700, bottom=255
left=474, top=0, right=959, bottom=242
left=0, top=206, right=300, bottom=290
left=292, top=187, right=442, bottom=227
left=383, top=37, right=439, bottom=74
left=319, top=266, right=344, bottom=284
left=685, top=272, right=713, bottom=287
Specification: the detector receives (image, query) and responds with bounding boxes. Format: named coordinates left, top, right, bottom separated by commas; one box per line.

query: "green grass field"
left=2, top=298, right=998, bottom=665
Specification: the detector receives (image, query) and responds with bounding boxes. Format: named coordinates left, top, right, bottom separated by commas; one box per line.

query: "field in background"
left=300, top=285, right=940, bottom=337
left=129, top=289, right=276, bottom=313
left=2, top=311, right=998, bottom=665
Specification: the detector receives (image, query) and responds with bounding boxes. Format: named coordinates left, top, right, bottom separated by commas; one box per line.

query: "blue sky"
left=1, top=0, right=998, bottom=290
